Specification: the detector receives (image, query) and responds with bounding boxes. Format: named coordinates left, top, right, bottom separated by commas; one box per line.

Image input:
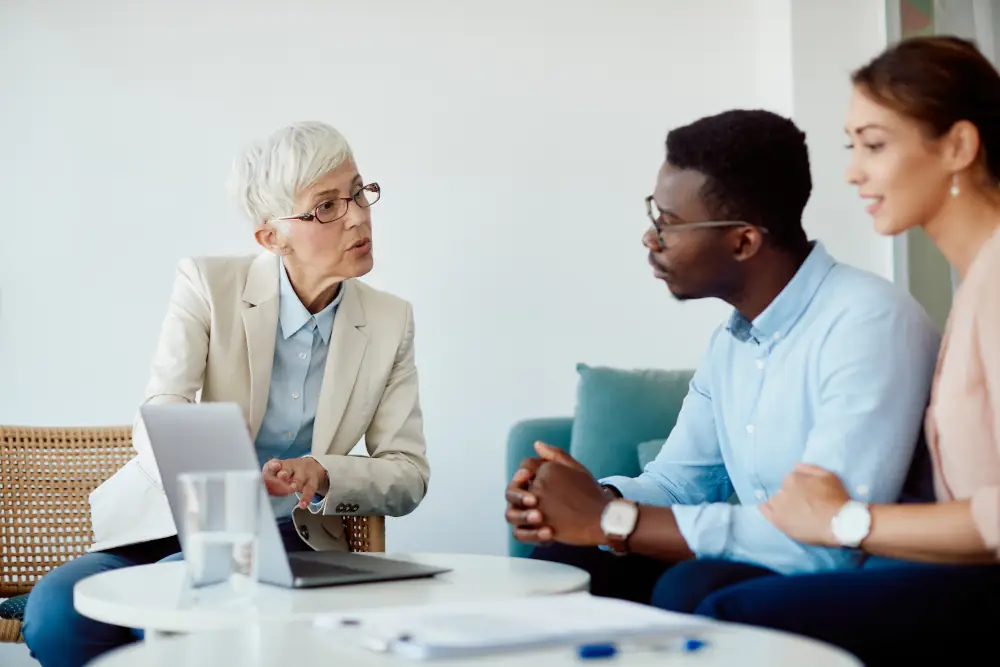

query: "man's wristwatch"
left=830, top=500, right=872, bottom=548
left=600, top=499, right=639, bottom=555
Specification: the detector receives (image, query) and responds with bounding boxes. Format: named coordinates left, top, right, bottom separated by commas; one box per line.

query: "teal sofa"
left=505, top=364, right=695, bottom=558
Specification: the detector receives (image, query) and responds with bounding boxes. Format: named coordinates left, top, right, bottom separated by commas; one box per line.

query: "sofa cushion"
left=569, top=364, right=693, bottom=480
left=636, top=438, right=666, bottom=470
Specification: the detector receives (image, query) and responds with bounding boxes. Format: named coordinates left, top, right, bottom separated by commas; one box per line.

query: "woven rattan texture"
left=344, top=514, right=385, bottom=553
left=0, top=426, right=135, bottom=597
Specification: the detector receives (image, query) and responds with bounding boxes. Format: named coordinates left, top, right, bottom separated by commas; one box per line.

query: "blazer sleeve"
left=312, top=302, right=430, bottom=517
left=131, top=258, right=212, bottom=484
left=971, top=260, right=1000, bottom=558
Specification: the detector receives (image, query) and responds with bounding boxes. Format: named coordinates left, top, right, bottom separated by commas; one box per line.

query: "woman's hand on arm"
left=762, top=463, right=996, bottom=564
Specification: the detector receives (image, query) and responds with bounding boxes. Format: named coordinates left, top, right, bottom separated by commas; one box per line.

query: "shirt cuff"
left=292, top=491, right=326, bottom=514
left=599, top=475, right=667, bottom=506
left=670, top=503, right=733, bottom=559
left=297, top=455, right=331, bottom=515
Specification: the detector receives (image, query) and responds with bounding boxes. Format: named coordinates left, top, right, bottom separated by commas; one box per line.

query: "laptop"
left=139, top=402, right=451, bottom=588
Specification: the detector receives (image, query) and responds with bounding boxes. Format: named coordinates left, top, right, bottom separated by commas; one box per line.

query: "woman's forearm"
left=862, top=500, right=996, bottom=563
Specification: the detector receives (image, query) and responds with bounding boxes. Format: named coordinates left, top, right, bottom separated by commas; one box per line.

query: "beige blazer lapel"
left=312, top=280, right=369, bottom=454
left=241, top=253, right=280, bottom=436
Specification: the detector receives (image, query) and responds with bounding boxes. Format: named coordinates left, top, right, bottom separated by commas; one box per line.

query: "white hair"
left=228, top=121, right=354, bottom=227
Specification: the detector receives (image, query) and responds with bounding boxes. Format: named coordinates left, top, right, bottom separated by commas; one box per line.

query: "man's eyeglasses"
left=275, top=183, right=381, bottom=225
left=645, top=195, right=767, bottom=247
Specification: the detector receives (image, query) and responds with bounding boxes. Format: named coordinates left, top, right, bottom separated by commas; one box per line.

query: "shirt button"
left=299, top=352, right=307, bottom=360
left=286, top=431, right=294, bottom=438
left=292, top=391, right=300, bottom=400
left=755, top=359, right=765, bottom=370
left=755, top=489, right=766, bottom=500
left=746, top=424, right=755, bottom=434
left=773, top=331, right=782, bottom=341
left=855, top=484, right=870, bottom=497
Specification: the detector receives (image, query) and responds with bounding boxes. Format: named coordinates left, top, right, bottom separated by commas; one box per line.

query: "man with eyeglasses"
left=23, top=121, right=430, bottom=667
left=504, top=109, right=940, bottom=612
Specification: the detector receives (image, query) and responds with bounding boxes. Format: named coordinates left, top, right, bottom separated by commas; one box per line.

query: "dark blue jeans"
left=529, top=543, right=776, bottom=611
left=692, top=558, right=1000, bottom=667
left=23, top=520, right=308, bottom=667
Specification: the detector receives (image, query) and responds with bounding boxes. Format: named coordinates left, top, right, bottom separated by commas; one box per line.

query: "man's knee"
left=693, top=589, right=732, bottom=620
left=695, top=585, right=779, bottom=624
left=527, top=543, right=667, bottom=602
left=650, top=560, right=719, bottom=613
left=527, top=542, right=603, bottom=566
left=652, top=559, right=776, bottom=615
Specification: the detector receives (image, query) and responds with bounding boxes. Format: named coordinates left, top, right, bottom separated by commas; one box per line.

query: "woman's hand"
left=262, top=457, right=330, bottom=509
left=761, top=463, right=851, bottom=547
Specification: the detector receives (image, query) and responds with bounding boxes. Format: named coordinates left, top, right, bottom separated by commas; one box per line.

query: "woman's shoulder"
left=350, top=280, right=414, bottom=326
left=351, top=279, right=411, bottom=309
left=960, top=229, right=1000, bottom=310
left=179, top=253, right=262, bottom=278
left=173, top=253, right=272, bottom=303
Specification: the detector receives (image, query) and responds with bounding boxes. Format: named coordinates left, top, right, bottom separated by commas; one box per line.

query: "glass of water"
left=177, top=470, right=261, bottom=606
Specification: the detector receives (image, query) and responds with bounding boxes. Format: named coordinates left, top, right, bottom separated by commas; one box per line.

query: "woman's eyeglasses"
left=275, top=182, right=381, bottom=225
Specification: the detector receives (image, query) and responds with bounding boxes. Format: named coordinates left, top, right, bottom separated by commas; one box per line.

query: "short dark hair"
left=853, top=36, right=1000, bottom=181
left=665, top=109, right=811, bottom=250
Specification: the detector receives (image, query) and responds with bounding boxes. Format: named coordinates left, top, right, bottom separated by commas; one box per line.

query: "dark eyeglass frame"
left=275, top=182, right=381, bottom=225
left=645, top=195, right=768, bottom=245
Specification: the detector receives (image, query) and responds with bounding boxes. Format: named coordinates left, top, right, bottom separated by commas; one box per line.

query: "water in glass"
left=177, top=470, right=261, bottom=606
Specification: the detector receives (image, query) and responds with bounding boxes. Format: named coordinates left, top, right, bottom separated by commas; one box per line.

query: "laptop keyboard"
left=288, top=554, right=373, bottom=578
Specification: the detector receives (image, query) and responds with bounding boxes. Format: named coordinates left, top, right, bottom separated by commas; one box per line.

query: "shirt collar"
left=278, top=262, right=343, bottom=343
left=726, top=241, right=835, bottom=344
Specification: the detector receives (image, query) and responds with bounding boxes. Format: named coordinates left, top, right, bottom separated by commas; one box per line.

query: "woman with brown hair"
left=690, top=36, right=1000, bottom=665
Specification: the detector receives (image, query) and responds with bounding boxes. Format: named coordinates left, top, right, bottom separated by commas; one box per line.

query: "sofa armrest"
left=506, top=417, right=573, bottom=558
left=506, top=417, right=574, bottom=480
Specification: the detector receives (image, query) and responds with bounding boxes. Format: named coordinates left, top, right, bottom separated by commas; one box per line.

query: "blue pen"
left=577, top=637, right=708, bottom=660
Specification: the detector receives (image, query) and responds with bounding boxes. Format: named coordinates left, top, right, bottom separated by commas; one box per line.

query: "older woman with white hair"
left=22, top=121, right=430, bottom=667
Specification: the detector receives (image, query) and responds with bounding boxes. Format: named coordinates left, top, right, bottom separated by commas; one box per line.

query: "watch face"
left=601, top=501, right=638, bottom=536
left=833, top=501, right=871, bottom=547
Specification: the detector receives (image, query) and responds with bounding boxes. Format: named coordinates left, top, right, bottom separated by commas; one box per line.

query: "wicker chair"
left=0, top=425, right=385, bottom=644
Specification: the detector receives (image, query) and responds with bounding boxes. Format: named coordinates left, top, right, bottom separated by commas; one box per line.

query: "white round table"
left=74, top=553, right=589, bottom=636
left=90, top=618, right=863, bottom=666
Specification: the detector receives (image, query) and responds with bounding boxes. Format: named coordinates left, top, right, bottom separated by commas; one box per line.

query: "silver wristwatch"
left=601, top=499, right=639, bottom=555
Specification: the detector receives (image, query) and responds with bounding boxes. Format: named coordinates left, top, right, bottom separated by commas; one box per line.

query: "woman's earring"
left=950, top=173, right=960, bottom=197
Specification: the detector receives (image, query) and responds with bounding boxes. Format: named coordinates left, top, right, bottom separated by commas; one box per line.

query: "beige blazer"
left=89, top=252, right=430, bottom=552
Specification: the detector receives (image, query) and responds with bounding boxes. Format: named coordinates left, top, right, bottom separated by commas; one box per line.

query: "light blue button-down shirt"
left=256, top=262, right=343, bottom=519
left=603, top=242, right=941, bottom=575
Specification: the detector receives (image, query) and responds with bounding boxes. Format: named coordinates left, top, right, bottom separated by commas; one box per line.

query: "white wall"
left=0, top=0, right=888, bottom=556
left=789, top=0, right=893, bottom=278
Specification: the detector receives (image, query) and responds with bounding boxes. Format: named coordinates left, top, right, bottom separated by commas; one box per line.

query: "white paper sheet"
left=314, top=592, right=715, bottom=660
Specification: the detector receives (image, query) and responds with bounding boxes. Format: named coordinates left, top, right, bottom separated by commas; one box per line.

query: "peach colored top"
left=926, top=227, right=1000, bottom=559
